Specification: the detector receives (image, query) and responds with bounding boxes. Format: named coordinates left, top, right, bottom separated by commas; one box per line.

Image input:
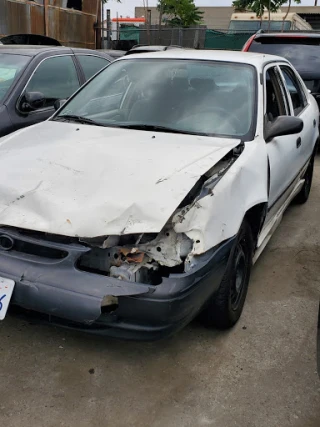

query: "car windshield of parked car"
left=0, top=53, right=30, bottom=102
left=55, top=59, right=256, bottom=139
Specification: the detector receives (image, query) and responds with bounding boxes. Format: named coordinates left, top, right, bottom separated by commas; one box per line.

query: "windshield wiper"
left=117, top=124, right=205, bottom=135
left=54, top=114, right=104, bottom=126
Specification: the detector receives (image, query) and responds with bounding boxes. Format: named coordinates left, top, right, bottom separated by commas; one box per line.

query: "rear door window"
left=76, top=55, right=110, bottom=80
left=280, top=66, right=307, bottom=116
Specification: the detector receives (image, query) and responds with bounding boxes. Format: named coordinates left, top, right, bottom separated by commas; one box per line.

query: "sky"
left=105, top=0, right=317, bottom=18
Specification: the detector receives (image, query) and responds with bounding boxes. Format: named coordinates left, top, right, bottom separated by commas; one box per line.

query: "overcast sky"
left=105, top=0, right=316, bottom=18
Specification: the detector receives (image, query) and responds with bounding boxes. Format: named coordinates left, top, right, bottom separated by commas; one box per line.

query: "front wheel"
left=200, top=220, right=253, bottom=329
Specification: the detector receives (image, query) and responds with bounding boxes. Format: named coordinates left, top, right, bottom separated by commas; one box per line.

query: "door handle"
left=296, top=137, right=302, bottom=148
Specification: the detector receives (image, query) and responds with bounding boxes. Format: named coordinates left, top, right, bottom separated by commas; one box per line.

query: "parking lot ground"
left=0, top=160, right=320, bottom=427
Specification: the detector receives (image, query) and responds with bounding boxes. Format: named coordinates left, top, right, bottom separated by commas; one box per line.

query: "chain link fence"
left=101, top=26, right=256, bottom=51
left=101, top=26, right=319, bottom=52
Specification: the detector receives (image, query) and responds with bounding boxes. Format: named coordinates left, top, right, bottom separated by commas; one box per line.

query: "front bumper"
left=0, top=227, right=235, bottom=340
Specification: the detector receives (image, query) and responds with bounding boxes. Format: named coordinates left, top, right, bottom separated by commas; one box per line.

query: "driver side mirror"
left=20, top=91, right=45, bottom=112
left=265, top=116, right=303, bottom=143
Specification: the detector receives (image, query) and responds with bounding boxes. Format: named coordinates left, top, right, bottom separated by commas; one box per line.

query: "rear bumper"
left=0, top=227, right=235, bottom=340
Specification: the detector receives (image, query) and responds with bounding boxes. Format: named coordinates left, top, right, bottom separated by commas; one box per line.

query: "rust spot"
left=127, top=252, right=145, bottom=263
left=119, top=248, right=145, bottom=263
left=119, top=248, right=131, bottom=256
left=66, top=219, right=72, bottom=224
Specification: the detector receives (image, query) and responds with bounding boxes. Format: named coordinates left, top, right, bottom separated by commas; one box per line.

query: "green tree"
left=157, top=0, right=203, bottom=28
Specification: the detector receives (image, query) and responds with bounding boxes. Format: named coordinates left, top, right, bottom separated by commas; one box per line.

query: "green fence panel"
left=119, top=26, right=140, bottom=43
left=118, top=28, right=254, bottom=50
left=204, top=30, right=254, bottom=50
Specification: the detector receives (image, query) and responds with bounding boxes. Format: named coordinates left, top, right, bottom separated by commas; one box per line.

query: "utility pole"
left=44, top=0, right=49, bottom=37
left=116, top=12, right=119, bottom=42
left=148, top=9, right=152, bottom=44
left=106, top=9, right=111, bottom=49
left=158, top=0, right=164, bottom=43
left=143, top=0, right=150, bottom=44
left=101, top=0, right=105, bottom=49
left=96, top=0, right=102, bottom=49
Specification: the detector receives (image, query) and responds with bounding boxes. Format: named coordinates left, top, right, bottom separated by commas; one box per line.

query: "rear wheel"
left=200, top=220, right=253, bottom=329
left=294, top=154, right=315, bottom=205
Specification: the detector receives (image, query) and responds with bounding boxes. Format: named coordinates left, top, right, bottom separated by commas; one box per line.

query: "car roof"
left=0, top=45, right=74, bottom=56
left=97, top=49, right=126, bottom=57
left=128, top=45, right=181, bottom=52
left=0, top=45, right=112, bottom=60
left=117, top=49, right=288, bottom=67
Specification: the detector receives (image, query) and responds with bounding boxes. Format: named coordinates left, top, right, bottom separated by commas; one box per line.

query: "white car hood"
left=0, top=121, right=240, bottom=237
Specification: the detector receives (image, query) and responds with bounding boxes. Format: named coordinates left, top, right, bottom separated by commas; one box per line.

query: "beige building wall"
left=135, top=6, right=233, bottom=29
left=135, top=6, right=320, bottom=30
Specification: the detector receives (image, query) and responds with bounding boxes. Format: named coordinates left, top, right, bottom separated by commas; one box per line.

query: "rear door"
left=278, top=64, right=316, bottom=171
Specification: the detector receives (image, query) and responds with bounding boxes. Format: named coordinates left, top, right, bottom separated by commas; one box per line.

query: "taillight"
left=242, top=34, right=256, bottom=51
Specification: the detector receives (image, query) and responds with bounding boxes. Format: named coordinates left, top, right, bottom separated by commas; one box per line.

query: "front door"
left=279, top=65, right=316, bottom=172
left=264, top=65, right=300, bottom=218
left=8, top=55, right=81, bottom=133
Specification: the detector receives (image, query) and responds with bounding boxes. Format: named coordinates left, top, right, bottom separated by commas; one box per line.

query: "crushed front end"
left=0, top=225, right=234, bottom=340
left=0, top=146, right=245, bottom=339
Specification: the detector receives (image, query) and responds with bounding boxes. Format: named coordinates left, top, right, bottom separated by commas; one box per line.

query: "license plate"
left=0, top=277, right=15, bottom=320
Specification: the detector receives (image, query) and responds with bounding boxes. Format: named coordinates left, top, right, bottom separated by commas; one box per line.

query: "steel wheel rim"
left=230, top=240, right=247, bottom=311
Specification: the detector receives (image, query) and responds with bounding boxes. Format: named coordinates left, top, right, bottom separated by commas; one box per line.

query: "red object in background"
left=242, top=34, right=256, bottom=51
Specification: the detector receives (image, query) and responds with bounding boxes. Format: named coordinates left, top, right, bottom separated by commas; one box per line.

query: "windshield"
left=229, top=20, right=291, bottom=31
left=55, top=59, right=256, bottom=139
left=0, top=53, right=30, bottom=102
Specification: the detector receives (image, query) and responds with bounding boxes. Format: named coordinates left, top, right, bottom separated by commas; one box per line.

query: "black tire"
left=200, top=220, right=253, bottom=329
left=294, top=155, right=315, bottom=205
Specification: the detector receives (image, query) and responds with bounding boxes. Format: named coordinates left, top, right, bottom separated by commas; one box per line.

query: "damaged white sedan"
left=0, top=50, right=318, bottom=339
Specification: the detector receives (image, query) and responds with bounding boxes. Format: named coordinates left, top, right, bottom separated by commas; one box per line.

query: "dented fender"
left=174, top=140, right=268, bottom=254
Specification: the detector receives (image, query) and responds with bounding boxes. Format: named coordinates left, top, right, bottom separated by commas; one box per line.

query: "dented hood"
left=0, top=121, right=240, bottom=237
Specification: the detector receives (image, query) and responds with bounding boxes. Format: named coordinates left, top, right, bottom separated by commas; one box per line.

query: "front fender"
left=0, top=105, right=13, bottom=137
left=174, top=139, right=269, bottom=255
